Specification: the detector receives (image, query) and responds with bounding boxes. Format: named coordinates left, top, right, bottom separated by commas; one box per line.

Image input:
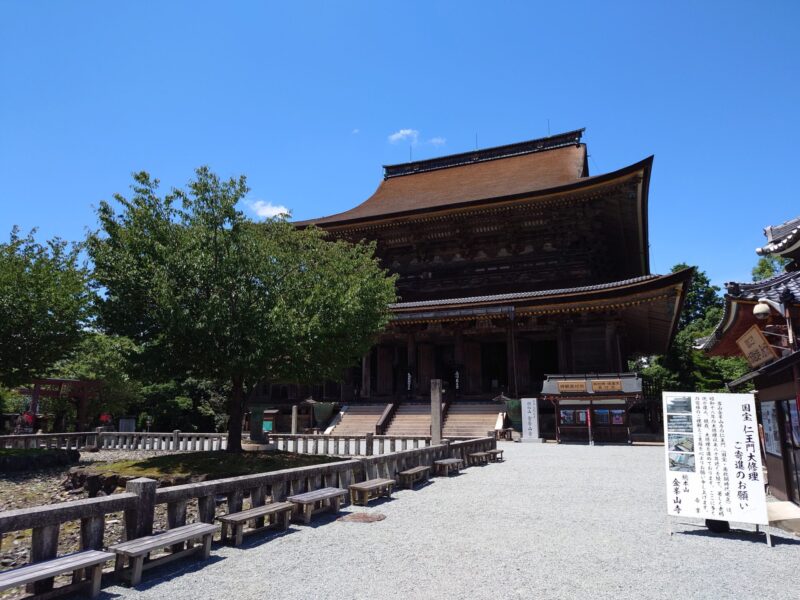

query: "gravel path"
left=102, top=443, right=799, bottom=600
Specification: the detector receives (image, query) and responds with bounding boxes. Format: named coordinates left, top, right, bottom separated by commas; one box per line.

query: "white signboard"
left=521, top=398, right=541, bottom=442
left=663, top=392, right=767, bottom=525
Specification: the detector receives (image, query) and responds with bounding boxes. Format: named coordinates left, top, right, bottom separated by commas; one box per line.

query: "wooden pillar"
left=516, top=337, right=531, bottom=395
left=507, top=316, right=518, bottom=398
left=361, top=350, right=372, bottom=399
left=454, top=329, right=464, bottom=397
left=431, top=379, right=442, bottom=445
left=291, top=405, right=298, bottom=434
left=407, top=333, right=417, bottom=397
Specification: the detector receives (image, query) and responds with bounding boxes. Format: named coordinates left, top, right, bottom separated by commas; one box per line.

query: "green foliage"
left=0, top=228, right=92, bottom=387
left=89, top=167, right=396, bottom=450
left=671, top=263, right=721, bottom=329
left=50, top=333, right=143, bottom=420
left=636, top=265, right=751, bottom=395
left=134, top=378, right=229, bottom=432
left=752, top=255, right=789, bottom=281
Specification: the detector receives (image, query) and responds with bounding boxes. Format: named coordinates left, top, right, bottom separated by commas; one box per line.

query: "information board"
left=663, top=392, right=767, bottom=525
left=521, top=398, right=541, bottom=442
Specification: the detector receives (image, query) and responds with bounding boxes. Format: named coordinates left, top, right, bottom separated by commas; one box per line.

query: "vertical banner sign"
left=521, top=398, right=540, bottom=442
left=663, top=392, right=767, bottom=525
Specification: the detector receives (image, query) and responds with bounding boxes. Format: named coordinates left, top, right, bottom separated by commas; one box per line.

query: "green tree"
left=0, top=228, right=92, bottom=387
left=89, top=167, right=396, bottom=451
left=635, top=265, right=750, bottom=395
left=671, top=263, right=722, bottom=329
left=752, top=255, right=789, bottom=281
left=50, top=333, right=143, bottom=429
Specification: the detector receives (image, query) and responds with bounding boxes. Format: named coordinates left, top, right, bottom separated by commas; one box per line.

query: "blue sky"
left=1, top=1, right=798, bottom=289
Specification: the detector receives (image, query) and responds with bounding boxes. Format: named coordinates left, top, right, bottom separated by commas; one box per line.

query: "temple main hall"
left=253, top=129, right=692, bottom=439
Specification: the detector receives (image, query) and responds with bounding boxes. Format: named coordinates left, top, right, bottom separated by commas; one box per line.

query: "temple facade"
left=256, top=129, right=691, bottom=432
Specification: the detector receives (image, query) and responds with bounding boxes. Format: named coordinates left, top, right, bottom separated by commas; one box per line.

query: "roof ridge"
left=382, top=129, right=585, bottom=179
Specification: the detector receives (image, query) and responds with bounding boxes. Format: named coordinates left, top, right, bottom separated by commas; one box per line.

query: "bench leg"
left=130, top=555, right=144, bottom=587
left=234, top=524, right=244, bottom=547
left=281, top=510, right=291, bottom=530
left=332, top=497, right=342, bottom=514
left=221, top=522, right=229, bottom=543
left=114, top=555, right=125, bottom=573
left=89, top=563, right=103, bottom=598
left=304, top=504, right=312, bottom=524
left=202, top=533, right=212, bottom=559
left=349, top=489, right=356, bottom=504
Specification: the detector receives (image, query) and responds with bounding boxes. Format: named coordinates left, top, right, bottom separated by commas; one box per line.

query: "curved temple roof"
left=297, top=129, right=619, bottom=228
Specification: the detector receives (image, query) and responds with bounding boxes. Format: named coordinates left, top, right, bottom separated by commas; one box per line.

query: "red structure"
left=16, top=378, right=102, bottom=432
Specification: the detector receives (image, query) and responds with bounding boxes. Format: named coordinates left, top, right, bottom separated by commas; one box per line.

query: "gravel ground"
left=101, top=443, right=799, bottom=600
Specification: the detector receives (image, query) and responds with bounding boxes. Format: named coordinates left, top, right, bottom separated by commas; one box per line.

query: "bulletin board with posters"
left=663, top=392, right=768, bottom=526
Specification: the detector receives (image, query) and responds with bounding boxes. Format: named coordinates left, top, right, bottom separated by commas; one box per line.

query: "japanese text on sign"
left=663, top=392, right=767, bottom=525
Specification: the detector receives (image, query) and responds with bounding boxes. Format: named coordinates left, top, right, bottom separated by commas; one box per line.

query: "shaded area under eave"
left=388, top=269, right=693, bottom=356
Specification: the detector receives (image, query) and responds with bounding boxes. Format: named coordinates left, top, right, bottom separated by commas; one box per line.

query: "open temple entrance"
left=481, top=341, right=507, bottom=394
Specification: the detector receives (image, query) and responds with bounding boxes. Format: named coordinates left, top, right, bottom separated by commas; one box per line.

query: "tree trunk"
left=227, top=376, right=244, bottom=452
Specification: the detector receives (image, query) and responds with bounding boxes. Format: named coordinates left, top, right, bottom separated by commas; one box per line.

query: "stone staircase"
left=329, top=404, right=387, bottom=435
left=384, top=404, right=432, bottom=436
left=442, top=403, right=502, bottom=439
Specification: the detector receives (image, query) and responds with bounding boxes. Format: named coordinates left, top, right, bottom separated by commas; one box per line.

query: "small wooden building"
left=703, top=215, right=800, bottom=505
left=541, top=373, right=642, bottom=444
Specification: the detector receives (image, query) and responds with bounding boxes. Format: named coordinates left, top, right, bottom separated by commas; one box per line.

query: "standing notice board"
left=663, top=392, right=767, bottom=525
left=521, top=398, right=541, bottom=442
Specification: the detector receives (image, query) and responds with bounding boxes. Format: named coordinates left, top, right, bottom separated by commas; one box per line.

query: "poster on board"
left=521, top=398, right=541, bottom=442
left=760, top=401, right=781, bottom=457
left=663, top=392, right=768, bottom=526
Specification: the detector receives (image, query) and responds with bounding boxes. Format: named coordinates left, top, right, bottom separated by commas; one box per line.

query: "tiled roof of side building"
left=724, top=269, right=800, bottom=304
left=756, top=215, right=800, bottom=256
left=296, top=130, right=592, bottom=227
left=700, top=269, right=800, bottom=351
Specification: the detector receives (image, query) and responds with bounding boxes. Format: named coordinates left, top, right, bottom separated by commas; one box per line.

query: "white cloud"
left=429, top=136, right=446, bottom=146
left=247, top=199, right=290, bottom=219
left=388, top=128, right=419, bottom=144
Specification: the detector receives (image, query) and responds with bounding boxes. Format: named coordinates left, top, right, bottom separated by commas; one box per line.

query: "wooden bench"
left=495, top=428, right=514, bottom=441
left=487, top=448, right=504, bottom=462
left=0, top=550, right=114, bottom=599
left=397, top=465, right=431, bottom=489
left=217, top=501, right=294, bottom=546
left=468, top=451, right=491, bottom=466
left=349, top=478, right=395, bottom=506
left=287, top=487, right=348, bottom=524
left=109, top=522, right=217, bottom=586
left=434, top=458, right=463, bottom=476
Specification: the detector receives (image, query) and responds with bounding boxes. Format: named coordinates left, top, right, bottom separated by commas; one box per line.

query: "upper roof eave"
left=296, top=155, right=654, bottom=230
